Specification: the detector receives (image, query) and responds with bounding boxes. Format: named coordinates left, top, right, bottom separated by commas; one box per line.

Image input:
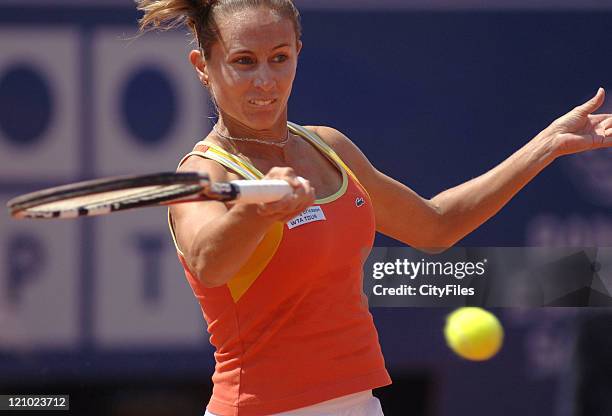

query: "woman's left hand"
left=545, top=87, right=612, bottom=157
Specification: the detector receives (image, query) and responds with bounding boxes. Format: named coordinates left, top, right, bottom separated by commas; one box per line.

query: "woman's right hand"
left=256, top=167, right=316, bottom=222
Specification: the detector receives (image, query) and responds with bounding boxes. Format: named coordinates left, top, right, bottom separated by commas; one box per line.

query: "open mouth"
left=248, top=98, right=277, bottom=106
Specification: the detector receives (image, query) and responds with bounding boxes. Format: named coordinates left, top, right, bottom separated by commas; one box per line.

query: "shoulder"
left=304, top=125, right=350, bottom=149
left=303, top=125, right=373, bottom=172
left=304, top=125, right=358, bottom=158
left=177, top=147, right=236, bottom=183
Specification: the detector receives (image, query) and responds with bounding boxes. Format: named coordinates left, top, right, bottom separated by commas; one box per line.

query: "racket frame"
left=7, top=172, right=217, bottom=219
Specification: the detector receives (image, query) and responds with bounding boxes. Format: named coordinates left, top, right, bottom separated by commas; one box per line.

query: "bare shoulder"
left=305, top=125, right=351, bottom=150
left=170, top=154, right=232, bottom=246
left=177, top=153, right=236, bottom=183
left=304, top=125, right=364, bottom=161
left=304, top=125, right=374, bottom=172
left=170, top=154, right=233, bottom=221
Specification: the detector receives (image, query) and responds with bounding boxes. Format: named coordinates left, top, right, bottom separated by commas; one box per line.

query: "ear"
left=189, top=49, right=209, bottom=85
left=296, top=40, right=303, bottom=56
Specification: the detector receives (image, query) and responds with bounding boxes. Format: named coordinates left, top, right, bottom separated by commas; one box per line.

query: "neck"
left=216, top=111, right=288, bottom=141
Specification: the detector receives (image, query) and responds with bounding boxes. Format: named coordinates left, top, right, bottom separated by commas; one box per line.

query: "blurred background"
left=1, top=0, right=611, bottom=415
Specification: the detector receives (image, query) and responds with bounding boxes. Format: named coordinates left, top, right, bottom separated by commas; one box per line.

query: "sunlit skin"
left=189, top=7, right=301, bottom=142
left=173, top=5, right=612, bottom=288
left=148, top=2, right=612, bottom=411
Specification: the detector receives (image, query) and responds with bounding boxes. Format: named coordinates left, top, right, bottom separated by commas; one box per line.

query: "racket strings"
left=25, top=184, right=199, bottom=213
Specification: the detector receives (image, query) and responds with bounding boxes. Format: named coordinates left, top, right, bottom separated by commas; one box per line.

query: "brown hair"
left=136, top=0, right=302, bottom=58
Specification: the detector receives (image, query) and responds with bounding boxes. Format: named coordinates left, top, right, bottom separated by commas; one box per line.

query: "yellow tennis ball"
left=444, top=307, right=504, bottom=361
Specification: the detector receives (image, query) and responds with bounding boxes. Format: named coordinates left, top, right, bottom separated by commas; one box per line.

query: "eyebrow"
left=231, top=43, right=291, bottom=54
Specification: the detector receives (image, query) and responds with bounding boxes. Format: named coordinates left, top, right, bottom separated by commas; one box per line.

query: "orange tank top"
left=168, top=123, right=391, bottom=416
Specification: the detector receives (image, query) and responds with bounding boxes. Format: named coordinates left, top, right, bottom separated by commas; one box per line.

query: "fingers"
left=593, top=114, right=612, bottom=143
left=257, top=167, right=316, bottom=221
left=263, top=166, right=297, bottom=181
left=574, top=87, right=605, bottom=116
left=601, top=115, right=612, bottom=131
left=257, top=187, right=315, bottom=221
left=604, top=128, right=612, bottom=146
left=591, top=126, right=612, bottom=148
left=588, top=113, right=612, bottom=124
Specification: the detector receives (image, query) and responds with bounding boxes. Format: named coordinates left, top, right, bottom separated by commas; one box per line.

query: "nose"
left=253, top=64, right=276, bottom=92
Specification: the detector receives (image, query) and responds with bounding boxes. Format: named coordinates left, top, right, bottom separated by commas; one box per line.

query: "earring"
left=203, top=79, right=209, bottom=87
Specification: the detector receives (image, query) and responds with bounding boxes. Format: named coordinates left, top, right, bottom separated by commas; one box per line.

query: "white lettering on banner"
left=0, top=29, right=80, bottom=181
left=0, top=212, right=79, bottom=349
left=93, top=29, right=208, bottom=176
left=287, top=206, right=326, bottom=229
left=95, top=209, right=205, bottom=348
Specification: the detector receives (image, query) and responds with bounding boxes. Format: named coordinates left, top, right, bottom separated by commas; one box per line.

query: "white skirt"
left=204, top=390, right=384, bottom=416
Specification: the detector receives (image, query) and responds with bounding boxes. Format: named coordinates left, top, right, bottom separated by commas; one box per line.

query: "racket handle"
left=231, top=179, right=294, bottom=203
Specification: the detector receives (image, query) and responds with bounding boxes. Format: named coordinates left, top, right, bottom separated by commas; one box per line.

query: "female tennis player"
left=136, top=0, right=612, bottom=414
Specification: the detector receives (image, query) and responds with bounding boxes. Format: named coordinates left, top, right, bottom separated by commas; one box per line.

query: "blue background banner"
left=0, top=3, right=611, bottom=416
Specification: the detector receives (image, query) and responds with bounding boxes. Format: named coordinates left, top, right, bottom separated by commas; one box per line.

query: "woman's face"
left=203, top=7, right=301, bottom=131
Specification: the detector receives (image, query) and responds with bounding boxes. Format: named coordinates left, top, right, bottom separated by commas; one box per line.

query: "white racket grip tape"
left=231, top=179, right=294, bottom=203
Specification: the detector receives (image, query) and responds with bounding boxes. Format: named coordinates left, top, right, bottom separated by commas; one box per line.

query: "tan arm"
left=171, top=155, right=315, bottom=287
left=313, top=126, right=554, bottom=252
left=170, top=157, right=278, bottom=287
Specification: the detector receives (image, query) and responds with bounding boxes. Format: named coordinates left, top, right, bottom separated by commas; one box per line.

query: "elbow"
left=395, top=228, right=456, bottom=254
left=414, top=224, right=457, bottom=254
left=416, top=246, right=450, bottom=255
left=414, top=241, right=454, bottom=254
left=414, top=202, right=454, bottom=253
left=187, top=251, right=231, bottom=288
left=420, top=206, right=463, bottom=253
left=194, top=268, right=228, bottom=288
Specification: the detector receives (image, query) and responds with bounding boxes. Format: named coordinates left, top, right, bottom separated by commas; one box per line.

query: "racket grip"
left=231, top=179, right=293, bottom=203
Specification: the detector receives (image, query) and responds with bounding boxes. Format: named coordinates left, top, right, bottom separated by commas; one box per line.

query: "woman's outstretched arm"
left=314, top=88, right=612, bottom=251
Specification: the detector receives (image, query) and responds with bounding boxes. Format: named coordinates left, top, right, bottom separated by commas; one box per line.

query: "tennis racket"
left=7, top=172, right=293, bottom=219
